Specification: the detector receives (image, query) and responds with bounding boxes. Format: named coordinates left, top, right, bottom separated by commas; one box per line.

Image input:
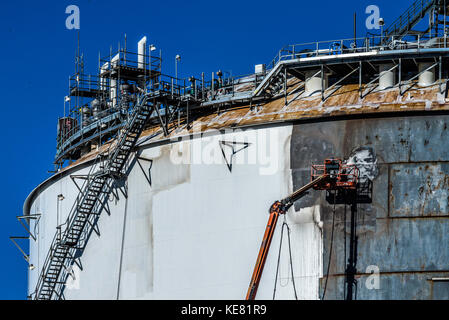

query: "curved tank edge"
left=24, top=108, right=449, bottom=217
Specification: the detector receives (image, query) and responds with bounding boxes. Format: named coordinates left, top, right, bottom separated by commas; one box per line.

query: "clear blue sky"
left=0, top=0, right=410, bottom=299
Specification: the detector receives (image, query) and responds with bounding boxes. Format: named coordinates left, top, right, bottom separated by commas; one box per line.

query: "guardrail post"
left=321, top=64, right=324, bottom=101
left=194, top=79, right=197, bottom=100
left=439, top=55, right=442, bottom=94
left=284, top=67, right=287, bottom=105
left=202, top=72, right=205, bottom=100
left=399, top=58, right=402, bottom=95
left=212, top=72, right=215, bottom=100
left=359, top=61, right=363, bottom=98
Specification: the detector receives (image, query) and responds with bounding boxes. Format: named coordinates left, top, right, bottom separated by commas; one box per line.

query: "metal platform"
left=54, top=0, right=449, bottom=168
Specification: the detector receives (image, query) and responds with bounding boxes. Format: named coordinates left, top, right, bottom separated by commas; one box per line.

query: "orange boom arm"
left=246, top=174, right=328, bottom=300
left=246, top=201, right=285, bottom=300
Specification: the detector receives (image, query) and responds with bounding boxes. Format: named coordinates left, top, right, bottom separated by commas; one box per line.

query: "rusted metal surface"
left=290, top=115, right=449, bottom=299
left=319, top=272, right=449, bottom=300
left=390, top=163, right=449, bottom=217
left=65, top=83, right=449, bottom=171
left=55, top=80, right=449, bottom=300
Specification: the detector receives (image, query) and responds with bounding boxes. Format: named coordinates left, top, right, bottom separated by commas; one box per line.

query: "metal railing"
left=34, top=153, right=106, bottom=299
left=99, top=49, right=161, bottom=72
left=311, top=161, right=359, bottom=190
left=384, top=0, right=436, bottom=37
left=69, top=73, right=108, bottom=95
left=56, top=28, right=449, bottom=165
left=56, top=109, right=124, bottom=149
left=148, top=72, right=265, bottom=101
left=266, top=33, right=448, bottom=70
left=37, top=93, right=154, bottom=300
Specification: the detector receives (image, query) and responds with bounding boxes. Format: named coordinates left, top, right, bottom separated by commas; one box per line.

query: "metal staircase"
left=383, top=0, right=442, bottom=39
left=253, top=63, right=285, bottom=98
left=34, top=93, right=153, bottom=300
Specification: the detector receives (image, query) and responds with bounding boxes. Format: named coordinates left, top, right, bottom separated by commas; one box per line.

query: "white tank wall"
left=27, top=124, right=323, bottom=300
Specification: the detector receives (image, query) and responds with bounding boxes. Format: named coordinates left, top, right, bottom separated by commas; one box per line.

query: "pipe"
left=138, top=36, right=147, bottom=69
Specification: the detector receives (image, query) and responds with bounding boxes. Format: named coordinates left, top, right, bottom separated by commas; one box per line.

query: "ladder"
left=34, top=93, right=153, bottom=300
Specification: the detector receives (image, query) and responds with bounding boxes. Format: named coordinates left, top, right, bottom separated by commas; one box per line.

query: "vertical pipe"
left=124, top=33, right=127, bottom=64
left=111, top=53, right=120, bottom=107
left=116, top=185, right=129, bottom=300
left=159, top=49, right=162, bottom=72
left=354, top=12, right=357, bottom=49
left=212, top=72, right=215, bottom=99
left=359, top=61, right=362, bottom=98
left=186, top=99, right=189, bottom=129
left=321, top=64, right=324, bottom=101
left=445, top=0, right=447, bottom=47
left=175, top=59, right=178, bottom=86
left=194, top=79, right=197, bottom=100
left=399, top=58, right=402, bottom=95
left=284, top=67, right=287, bottom=105
left=201, top=72, right=205, bottom=100
left=439, top=56, right=443, bottom=93
left=345, top=198, right=358, bottom=301
left=77, top=30, right=80, bottom=74
left=429, top=9, right=433, bottom=38
left=150, top=47, right=153, bottom=84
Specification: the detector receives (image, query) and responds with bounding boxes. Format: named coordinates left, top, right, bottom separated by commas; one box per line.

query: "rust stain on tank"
left=67, top=83, right=449, bottom=170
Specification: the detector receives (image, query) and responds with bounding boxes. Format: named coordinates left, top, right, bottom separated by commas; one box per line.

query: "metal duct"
left=138, top=36, right=147, bottom=69
left=110, top=54, right=120, bottom=106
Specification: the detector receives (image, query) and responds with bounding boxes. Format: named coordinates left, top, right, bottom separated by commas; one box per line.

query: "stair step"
left=35, top=104, right=153, bottom=300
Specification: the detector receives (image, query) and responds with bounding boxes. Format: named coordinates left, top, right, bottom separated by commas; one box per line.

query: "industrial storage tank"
left=21, top=0, right=449, bottom=300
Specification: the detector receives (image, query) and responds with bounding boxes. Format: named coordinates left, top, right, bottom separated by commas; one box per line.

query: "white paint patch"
left=27, top=124, right=325, bottom=300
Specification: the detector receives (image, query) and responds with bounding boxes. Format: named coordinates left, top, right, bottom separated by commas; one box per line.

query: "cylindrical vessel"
left=418, top=62, right=435, bottom=86
left=379, top=64, right=396, bottom=90
left=305, top=70, right=327, bottom=96
left=27, top=105, right=449, bottom=300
